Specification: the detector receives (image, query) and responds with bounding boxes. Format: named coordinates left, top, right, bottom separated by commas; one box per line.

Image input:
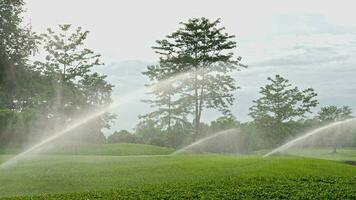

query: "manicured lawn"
left=0, top=153, right=355, bottom=199
left=278, top=148, right=356, bottom=161
left=0, top=143, right=174, bottom=156
left=42, top=142, right=175, bottom=156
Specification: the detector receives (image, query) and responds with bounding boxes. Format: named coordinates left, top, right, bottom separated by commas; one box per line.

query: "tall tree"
left=145, top=17, right=245, bottom=138
left=33, top=24, right=113, bottom=141
left=34, top=25, right=102, bottom=113
left=0, top=0, right=38, bottom=110
left=141, top=63, right=188, bottom=131
left=249, top=75, right=318, bottom=146
left=0, top=0, right=50, bottom=147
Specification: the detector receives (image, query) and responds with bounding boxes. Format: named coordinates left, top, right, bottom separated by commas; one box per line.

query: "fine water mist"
left=0, top=69, right=198, bottom=169
left=173, top=128, right=248, bottom=154
left=264, top=118, right=356, bottom=157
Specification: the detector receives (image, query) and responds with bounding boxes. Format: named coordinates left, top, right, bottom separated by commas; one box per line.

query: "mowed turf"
left=0, top=144, right=355, bottom=199
left=0, top=143, right=175, bottom=156
left=279, top=148, right=356, bottom=161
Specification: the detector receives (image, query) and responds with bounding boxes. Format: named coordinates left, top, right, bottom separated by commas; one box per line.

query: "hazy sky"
left=24, top=0, right=356, bottom=132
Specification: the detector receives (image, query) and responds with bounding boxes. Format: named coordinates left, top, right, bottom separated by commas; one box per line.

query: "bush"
left=108, top=130, right=140, bottom=144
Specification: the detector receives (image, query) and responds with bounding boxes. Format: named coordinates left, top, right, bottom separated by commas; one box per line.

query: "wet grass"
left=0, top=154, right=355, bottom=199
left=42, top=142, right=175, bottom=156
left=0, top=143, right=174, bottom=156
left=277, top=148, right=356, bottom=161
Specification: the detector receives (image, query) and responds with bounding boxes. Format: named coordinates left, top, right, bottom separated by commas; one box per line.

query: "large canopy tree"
left=143, top=17, right=246, bottom=138
left=0, top=0, right=48, bottom=147
left=0, top=0, right=38, bottom=110
left=249, top=75, right=318, bottom=146
left=0, top=1, right=113, bottom=146
left=33, top=24, right=114, bottom=142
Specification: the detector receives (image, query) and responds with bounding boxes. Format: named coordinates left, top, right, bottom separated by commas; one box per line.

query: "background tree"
left=249, top=75, right=318, bottom=146
left=0, top=0, right=50, bottom=147
left=209, top=116, right=240, bottom=134
left=145, top=17, right=246, bottom=139
left=33, top=24, right=102, bottom=115
left=135, top=119, right=166, bottom=146
left=316, top=105, right=353, bottom=153
left=33, top=24, right=114, bottom=143
left=316, top=106, right=353, bottom=122
left=108, top=130, right=139, bottom=144
left=0, top=0, right=38, bottom=110
left=141, top=63, right=189, bottom=131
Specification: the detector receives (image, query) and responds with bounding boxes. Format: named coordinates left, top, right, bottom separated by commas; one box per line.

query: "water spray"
left=173, top=128, right=240, bottom=154
left=0, top=69, right=198, bottom=169
left=263, top=118, right=356, bottom=157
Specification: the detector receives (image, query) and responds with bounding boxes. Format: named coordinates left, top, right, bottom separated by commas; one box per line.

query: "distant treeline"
left=0, top=1, right=355, bottom=151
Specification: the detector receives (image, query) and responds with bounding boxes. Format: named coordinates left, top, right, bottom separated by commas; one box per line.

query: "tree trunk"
left=332, top=145, right=337, bottom=153
left=197, top=73, right=205, bottom=136
left=168, top=93, right=171, bottom=133
left=194, top=71, right=199, bottom=139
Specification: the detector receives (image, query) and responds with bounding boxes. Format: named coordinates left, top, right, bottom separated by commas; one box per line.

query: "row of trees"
left=113, top=73, right=353, bottom=149
left=1, top=1, right=354, bottom=150
left=0, top=1, right=113, bottom=148
left=125, top=17, right=354, bottom=149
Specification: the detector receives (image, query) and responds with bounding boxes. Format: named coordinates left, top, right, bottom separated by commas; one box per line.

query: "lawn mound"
left=41, top=142, right=175, bottom=156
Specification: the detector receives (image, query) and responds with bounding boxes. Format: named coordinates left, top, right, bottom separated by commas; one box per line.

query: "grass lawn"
left=0, top=151, right=355, bottom=199
left=278, top=148, right=356, bottom=161
left=42, top=142, right=175, bottom=156
left=0, top=143, right=175, bottom=156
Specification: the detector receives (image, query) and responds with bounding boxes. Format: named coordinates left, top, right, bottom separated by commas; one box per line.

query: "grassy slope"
left=281, top=148, right=356, bottom=161
left=0, top=143, right=175, bottom=156
left=0, top=155, right=355, bottom=199
left=43, top=142, right=175, bottom=156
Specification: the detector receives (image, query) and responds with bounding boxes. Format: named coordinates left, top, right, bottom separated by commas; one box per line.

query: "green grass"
left=280, top=148, right=356, bottom=161
left=0, top=143, right=175, bottom=156
left=0, top=154, right=355, bottom=199
left=42, top=142, right=175, bottom=156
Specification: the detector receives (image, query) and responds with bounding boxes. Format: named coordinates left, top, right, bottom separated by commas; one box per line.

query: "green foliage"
left=209, top=116, right=240, bottom=133
left=0, top=0, right=38, bottom=109
left=5, top=177, right=355, bottom=200
left=0, top=155, right=355, bottom=199
left=249, top=75, right=318, bottom=146
left=165, top=122, right=193, bottom=148
left=108, top=130, right=140, bottom=144
left=133, top=115, right=243, bottom=149
left=29, top=24, right=114, bottom=144
left=33, top=24, right=101, bottom=83
left=135, top=119, right=167, bottom=146
left=314, top=106, right=354, bottom=152
left=317, top=105, right=353, bottom=122
left=0, top=7, right=114, bottom=146
left=142, top=17, right=245, bottom=139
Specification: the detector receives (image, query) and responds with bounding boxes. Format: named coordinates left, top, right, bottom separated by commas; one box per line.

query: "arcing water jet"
left=264, top=118, right=356, bottom=157
left=0, top=70, right=197, bottom=169
left=173, top=128, right=242, bottom=154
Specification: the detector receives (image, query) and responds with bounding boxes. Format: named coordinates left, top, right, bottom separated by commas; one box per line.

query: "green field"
left=0, top=144, right=355, bottom=199
left=278, top=148, right=356, bottom=161
left=0, top=143, right=175, bottom=156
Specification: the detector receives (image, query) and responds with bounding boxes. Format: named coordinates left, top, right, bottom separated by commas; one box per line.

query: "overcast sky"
left=24, top=0, right=356, bottom=132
